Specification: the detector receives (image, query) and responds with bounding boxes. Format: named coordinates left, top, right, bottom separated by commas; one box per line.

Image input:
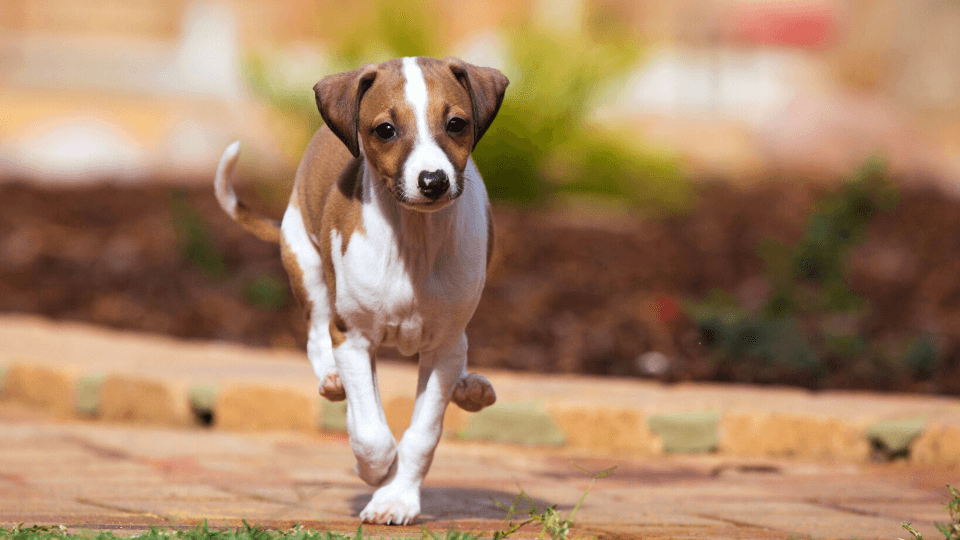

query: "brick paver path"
left=0, top=402, right=955, bottom=540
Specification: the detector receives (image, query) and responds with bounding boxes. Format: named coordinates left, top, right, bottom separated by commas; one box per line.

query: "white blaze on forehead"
left=403, top=57, right=429, bottom=125
left=401, top=57, right=454, bottom=200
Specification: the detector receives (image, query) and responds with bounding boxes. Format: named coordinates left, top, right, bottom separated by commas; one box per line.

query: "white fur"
left=213, top=141, right=241, bottom=216
left=280, top=204, right=336, bottom=387
left=400, top=57, right=456, bottom=206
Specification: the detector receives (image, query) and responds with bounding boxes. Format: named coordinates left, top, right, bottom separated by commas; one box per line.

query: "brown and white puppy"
left=213, top=57, right=508, bottom=525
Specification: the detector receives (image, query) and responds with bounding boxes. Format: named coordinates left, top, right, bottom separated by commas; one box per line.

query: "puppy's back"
left=295, top=125, right=360, bottom=236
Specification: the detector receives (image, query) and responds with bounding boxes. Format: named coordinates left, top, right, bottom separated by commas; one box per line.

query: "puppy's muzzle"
left=417, top=170, right=450, bottom=201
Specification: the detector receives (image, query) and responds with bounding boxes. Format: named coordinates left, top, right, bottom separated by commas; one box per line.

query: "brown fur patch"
left=445, top=57, right=509, bottom=149
left=233, top=200, right=281, bottom=243
left=329, top=314, right=348, bottom=348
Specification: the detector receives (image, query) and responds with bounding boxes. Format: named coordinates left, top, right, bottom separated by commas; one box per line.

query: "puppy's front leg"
left=359, top=333, right=468, bottom=525
left=334, top=330, right=397, bottom=487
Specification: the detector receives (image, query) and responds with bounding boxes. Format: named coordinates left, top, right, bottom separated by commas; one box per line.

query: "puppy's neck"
left=364, top=162, right=458, bottom=273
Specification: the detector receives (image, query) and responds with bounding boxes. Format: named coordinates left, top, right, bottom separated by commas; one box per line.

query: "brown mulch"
left=1, top=181, right=959, bottom=394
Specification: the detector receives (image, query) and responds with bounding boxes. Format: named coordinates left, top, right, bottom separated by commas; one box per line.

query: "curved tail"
left=214, top=141, right=281, bottom=244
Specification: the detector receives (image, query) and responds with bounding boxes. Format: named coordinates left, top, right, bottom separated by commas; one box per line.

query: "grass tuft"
left=491, top=465, right=615, bottom=540
left=902, top=485, right=960, bottom=540
left=0, top=522, right=362, bottom=540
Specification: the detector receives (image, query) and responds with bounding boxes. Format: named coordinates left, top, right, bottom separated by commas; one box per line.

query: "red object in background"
left=654, top=294, right=682, bottom=325
left=733, top=2, right=838, bottom=50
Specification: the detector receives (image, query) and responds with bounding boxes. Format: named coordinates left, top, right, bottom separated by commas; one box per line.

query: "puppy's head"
left=314, top=57, right=508, bottom=212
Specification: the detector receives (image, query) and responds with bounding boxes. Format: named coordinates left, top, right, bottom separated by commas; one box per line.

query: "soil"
left=2, top=181, right=960, bottom=395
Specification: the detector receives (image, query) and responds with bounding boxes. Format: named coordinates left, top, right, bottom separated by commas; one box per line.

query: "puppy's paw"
left=452, top=373, right=496, bottom=412
left=318, top=372, right=346, bottom=401
left=360, top=483, right=420, bottom=525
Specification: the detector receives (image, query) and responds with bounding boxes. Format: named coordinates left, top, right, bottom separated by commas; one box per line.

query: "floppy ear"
left=446, top=58, right=509, bottom=149
left=313, top=64, right=378, bottom=158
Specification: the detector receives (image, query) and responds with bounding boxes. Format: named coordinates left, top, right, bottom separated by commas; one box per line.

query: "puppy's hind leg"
left=309, top=319, right=344, bottom=401
left=280, top=204, right=344, bottom=401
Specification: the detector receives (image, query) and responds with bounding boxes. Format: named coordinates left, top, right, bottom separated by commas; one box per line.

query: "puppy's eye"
left=446, top=117, right=468, bottom=136
left=374, top=123, right=397, bottom=140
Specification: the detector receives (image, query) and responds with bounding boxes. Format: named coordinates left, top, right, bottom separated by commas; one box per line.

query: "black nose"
left=417, top=170, right=449, bottom=200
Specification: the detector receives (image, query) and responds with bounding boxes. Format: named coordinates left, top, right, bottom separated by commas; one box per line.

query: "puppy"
left=214, top=57, right=508, bottom=525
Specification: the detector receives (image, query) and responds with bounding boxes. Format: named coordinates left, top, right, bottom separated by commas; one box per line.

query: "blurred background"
left=2, top=0, right=960, bottom=394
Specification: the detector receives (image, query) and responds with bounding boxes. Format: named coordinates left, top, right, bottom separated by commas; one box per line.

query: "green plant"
left=688, top=160, right=900, bottom=385
left=335, top=0, right=443, bottom=66
left=0, top=522, right=359, bottom=540
left=901, top=485, right=960, bottom=540
left=419, top=528, right=480, bottom=540
left=242, top=273, right=289, bottom=311
left=492, top=465, right=615, bottom=540
left=788, top=158, right=898, bottom=311
left=903, top=334, right=941, bottom=381
left=169, top=190, right=227, bottom=279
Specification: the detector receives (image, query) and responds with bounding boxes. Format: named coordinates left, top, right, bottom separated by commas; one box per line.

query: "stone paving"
left=0, top=401, right=958, bottom=540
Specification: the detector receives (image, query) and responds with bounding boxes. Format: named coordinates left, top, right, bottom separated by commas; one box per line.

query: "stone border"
left=2, top=358, right=959, bottom=467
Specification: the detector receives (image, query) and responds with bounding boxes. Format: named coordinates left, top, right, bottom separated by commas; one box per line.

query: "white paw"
left=318, top=372, right=346, bottom=401
left=360, top=483, right=420, bottom=525
left=452, top=373, right=496, bottom=412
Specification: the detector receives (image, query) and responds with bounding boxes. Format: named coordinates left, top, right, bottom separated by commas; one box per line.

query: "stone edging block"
left=911, top=423, right=960, bottom=468
left=75, top=374, right=105, bottom=417
left=548, top=404, right=661, bottom=454
left=99, top=374, right=193, bottom=426
left=320, top=400, right=347, bottom=432
left=215, top=383, right=317, bottom=432
left=189, top=384, right=218, bottom=422
left=721, top=413, right=870, bottom=460
left=457, top=401, right=565, bottom=446
left=0, top=362, right=77, bottom=418
left=867, top=417, right=927, bottom=458
left=648, top=411, right=719, bottom=453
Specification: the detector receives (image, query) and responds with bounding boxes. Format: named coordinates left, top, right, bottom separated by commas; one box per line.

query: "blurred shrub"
left=687, top=290, right=821, bottom=385
left=903, top=333, right=941, bottom=381
left=169, top=189, right=227, bottom=279
left=688, top=160, right=911, bottom=386
left=760, top=158, right=899, bottom=318
left=547, top=128, right=693, bottom=213
left=242, top=273, right=289, bottom=311
left=244, top=0, right=691, bottom=213
left=789, top=159, right=898, bottom=309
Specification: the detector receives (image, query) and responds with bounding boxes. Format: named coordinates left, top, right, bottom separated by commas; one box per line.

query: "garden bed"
left=1, top=179, right=958, bottom=394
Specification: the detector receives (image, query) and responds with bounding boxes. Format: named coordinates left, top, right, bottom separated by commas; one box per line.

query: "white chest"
left=329, top=204, right=486, bottom=355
